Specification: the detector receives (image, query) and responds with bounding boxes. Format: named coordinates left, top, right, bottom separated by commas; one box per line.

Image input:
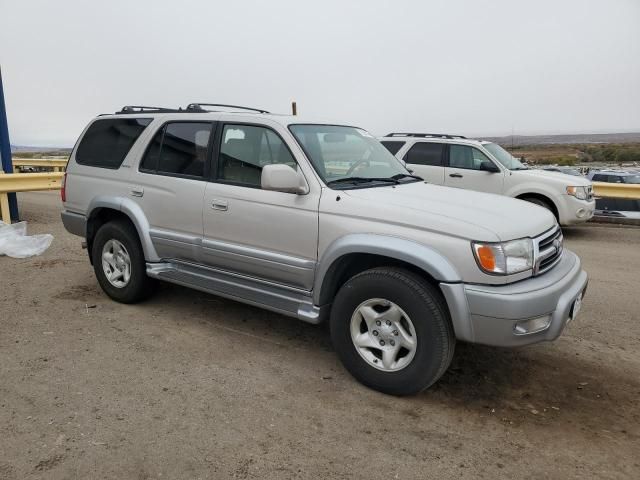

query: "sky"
left=1, top=0, right=639, bottom=146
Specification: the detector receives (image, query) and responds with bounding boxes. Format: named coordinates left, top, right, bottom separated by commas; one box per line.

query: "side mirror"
left=480, top=161, right=500, bottom=173
left=261, top=164, right=308, bottom=194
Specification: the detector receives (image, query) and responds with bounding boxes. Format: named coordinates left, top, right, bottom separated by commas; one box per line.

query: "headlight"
left=472, top=238, right=533, bottom=275
left=566, top=186, right=588, bottom=200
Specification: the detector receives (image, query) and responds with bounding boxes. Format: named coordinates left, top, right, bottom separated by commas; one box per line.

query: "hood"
left=340, top=182, right=556, bottom=242
left=513, top=169, right=591, bottom=186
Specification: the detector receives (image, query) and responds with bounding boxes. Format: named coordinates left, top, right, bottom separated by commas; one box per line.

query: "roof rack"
left=117, top=105, right=183, bottom=114
left=185, top=103, right=270, bottom=114
left=385, top=132, right=467, bottom=139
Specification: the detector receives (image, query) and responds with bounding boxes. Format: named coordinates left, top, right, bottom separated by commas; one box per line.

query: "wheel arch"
left=314, top=234, right=461, bottom=307
left=515, top=191, right=559, bottom=220
left=86, top=197, right=159, bottom=263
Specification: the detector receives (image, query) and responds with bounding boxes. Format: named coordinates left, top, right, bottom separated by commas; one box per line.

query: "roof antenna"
left=291, top=101, right=297, bottom=116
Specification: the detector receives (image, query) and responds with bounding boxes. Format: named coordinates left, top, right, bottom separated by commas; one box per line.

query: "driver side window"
left=449, top=145, right=493, bottom=170
left=218, top=124, right=297, bottom=187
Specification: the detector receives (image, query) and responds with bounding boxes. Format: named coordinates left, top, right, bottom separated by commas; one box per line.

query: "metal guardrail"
left=592, top=181, right=640, bottom=200
left=12, top=158, right=68, bottom=171
left=0, top=174, right=638, bottom=224
left=0, top=171, right=64, bottom=223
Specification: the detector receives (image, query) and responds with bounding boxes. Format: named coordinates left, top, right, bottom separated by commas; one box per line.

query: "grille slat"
left=534, top=226, right=563, bottom=275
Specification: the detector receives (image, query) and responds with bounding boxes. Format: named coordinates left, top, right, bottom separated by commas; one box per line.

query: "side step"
left=146, top=261, right=323, bottom=324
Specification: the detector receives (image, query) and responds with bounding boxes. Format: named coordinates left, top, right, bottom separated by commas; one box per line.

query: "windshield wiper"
left=326, top=176, right=400, bottom=187
left=391, top=173, right=424, bottom=182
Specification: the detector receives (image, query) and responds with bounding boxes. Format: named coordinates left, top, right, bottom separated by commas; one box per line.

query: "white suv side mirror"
left=261, top=164, right=308, bottom=194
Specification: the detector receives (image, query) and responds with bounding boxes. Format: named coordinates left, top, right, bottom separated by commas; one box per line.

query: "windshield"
left=483, top=142, right=527, bottom=170
left=289, top=125, right=415, bottom=188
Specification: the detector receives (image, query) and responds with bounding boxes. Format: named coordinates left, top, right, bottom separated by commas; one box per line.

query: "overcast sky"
left=1, top=0, right=639, bottom=146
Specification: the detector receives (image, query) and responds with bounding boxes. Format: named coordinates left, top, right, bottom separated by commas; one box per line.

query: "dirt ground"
left=1, top=192, right=639, bottom=479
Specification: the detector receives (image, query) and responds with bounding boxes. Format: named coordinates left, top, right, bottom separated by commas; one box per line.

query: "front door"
left=202, top=123, right=319, bottom=290
left=444, top=144, right=504, bottom=194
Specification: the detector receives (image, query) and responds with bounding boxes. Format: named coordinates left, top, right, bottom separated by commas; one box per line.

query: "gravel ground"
left=1, top=192, right=639, bottom=479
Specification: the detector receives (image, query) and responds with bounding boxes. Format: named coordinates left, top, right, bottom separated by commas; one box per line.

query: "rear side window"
left=403, top=142, right=444, bottom=166
left=591, top=174, right=607, bottom=182
left=140, top=122, right=213, bottom=178
left=380, top=141, right=405, bottom=155
left=76, top=118, right=152, bottom=168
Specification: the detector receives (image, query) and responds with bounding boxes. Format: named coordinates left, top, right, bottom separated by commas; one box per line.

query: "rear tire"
left=330, top=267, right=455, bottom=395
left=91, top=220, right=155, bottom=304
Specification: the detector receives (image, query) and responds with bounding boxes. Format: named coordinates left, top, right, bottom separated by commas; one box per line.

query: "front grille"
left=534, top=226, right=563, bottom=275
left=586, top=185, right=594, bottom=201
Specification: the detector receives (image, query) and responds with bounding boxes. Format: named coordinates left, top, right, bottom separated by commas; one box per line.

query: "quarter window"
left=404, top=142, right=444, bottom=166
left=76, top=118, right=152, bottom=169
left=448, top=145, right=493, bottom=170
left=140, top=122, right=213, bottom=178
left=218, top=124, right=296, bottom=187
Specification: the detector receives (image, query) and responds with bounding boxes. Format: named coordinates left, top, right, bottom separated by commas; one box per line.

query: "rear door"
left=444, top=144, right=504, bottom=194
left=131, top=121, right=214, bottom=262
left=402, top=141, right=446, bottom=184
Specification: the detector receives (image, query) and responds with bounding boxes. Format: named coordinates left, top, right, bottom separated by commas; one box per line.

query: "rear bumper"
left=441, top=249, right=588, bottom=347
left=61, top=210, right=86, bottom=237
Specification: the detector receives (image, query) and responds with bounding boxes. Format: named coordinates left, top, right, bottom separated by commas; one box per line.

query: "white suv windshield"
left=483, top=142, right=527, bottom=170
left=289, top=124, right=416, bottom=188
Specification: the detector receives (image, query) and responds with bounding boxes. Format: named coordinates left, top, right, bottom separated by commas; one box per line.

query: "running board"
left=146, top=261, right=324, bottom=324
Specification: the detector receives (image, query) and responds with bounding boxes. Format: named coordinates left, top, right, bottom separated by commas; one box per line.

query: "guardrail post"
left=0, top=66, right=19, bottom=222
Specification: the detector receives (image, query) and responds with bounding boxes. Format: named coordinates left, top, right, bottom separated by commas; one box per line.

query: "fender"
left=504, top=183, right=561, bottom=207
left=87, top=196, right=160, bottom=262
left=313, top=233, right=461, bottom=305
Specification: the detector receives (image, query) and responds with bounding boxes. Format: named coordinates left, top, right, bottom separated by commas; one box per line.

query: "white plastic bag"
left=0, top=221, right=53, bottom=258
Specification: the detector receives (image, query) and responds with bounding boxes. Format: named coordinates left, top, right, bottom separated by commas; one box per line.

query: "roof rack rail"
left=117, top=105, right=183, bottom=114
left=185, top=103, right=270, bottom=114
left=385, top=132, right=467, bottom=139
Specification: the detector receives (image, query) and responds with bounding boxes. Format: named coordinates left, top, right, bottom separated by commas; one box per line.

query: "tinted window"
left=591, top=174, right=607, bottom=182
left=76, top=118, right=151, bottom=168
left=218, top=124, right=296, bottom=187
left=139, top=127, right=163, bottom=172
left=448, top=145, right=493, bottom=170
left=140, top=122, right=213, bottom=177
left=380, top=141, right=406, bottom=155
left=404, top=142, right=444, bottom=166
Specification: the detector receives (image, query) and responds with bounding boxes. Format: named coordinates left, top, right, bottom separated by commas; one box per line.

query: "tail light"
left=61, top=172, right=67, bottom=202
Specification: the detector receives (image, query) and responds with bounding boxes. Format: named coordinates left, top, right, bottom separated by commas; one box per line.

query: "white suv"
left=380, top=133, right=595, bottom=225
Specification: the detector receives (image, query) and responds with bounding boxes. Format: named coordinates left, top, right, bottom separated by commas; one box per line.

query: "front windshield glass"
left=289, top=124, right=414, bottom=188
left=483, top=142, right=527, bottom=170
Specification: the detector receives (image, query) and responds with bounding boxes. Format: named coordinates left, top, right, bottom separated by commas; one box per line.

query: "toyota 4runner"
left=380, top=133, right=595, bottom=225
left=61, top=104, right=589, bottom=395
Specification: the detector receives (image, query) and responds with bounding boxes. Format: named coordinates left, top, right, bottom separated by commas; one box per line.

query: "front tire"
left=330, top=267, right=455, bottom=395
left=91, top=220, right=155, bottom=304
left=522, top=196, right=557, bottom=220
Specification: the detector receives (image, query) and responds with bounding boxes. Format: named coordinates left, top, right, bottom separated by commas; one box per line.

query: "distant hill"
left=481, top=132, right=640, bottom=146
left=11, top=145, right=72, bottom=153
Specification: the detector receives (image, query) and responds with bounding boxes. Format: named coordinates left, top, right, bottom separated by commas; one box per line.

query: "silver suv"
left=61, top=104, right=589, bottom=395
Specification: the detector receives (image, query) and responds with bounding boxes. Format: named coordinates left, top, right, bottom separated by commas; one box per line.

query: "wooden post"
left=291, top=101, right=297, bottom=116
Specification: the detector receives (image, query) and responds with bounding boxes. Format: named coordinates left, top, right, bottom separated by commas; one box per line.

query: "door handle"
left=130, top=187, right=144, bottom=197
left=449, top=173, right=463, bottom=178
left=211, top=199, right=228, bottom=211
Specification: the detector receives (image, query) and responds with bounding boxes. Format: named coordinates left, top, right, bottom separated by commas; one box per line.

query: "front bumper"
left=441, top=249, right=588, bottom=347
left=558, top=196, right=595, bottom=225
